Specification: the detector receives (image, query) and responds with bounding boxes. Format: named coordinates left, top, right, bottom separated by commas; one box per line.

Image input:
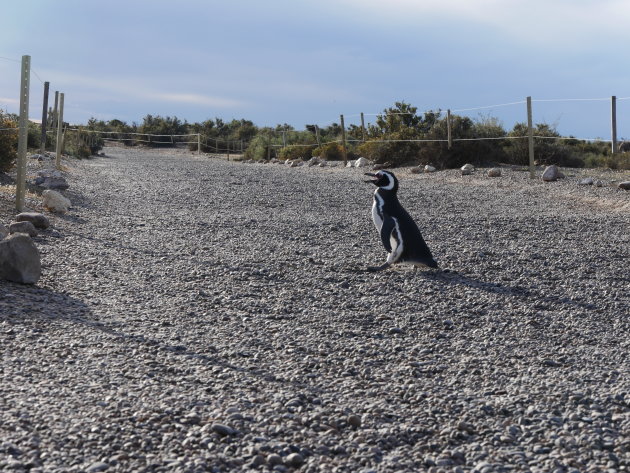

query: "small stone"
left=86, top=462, right=109, bottom=473
left=347, top=414, right=361, bottom=428
left=487, top=167, right=502, bottom=177
left=210, top=423, right=235, bottom=436
left=410, top=166, right=422, bottom=174
left=9, top=221, right=38, bottom=237
left=579, top=177, right=594, bottom=186
left=16, top=212, right=50, bottom=229
left=618, top=181, right=630, bottom=190
left=424, top=165, right=436, bottom=173
left=388, top=327, right=403, bottom=335
left=267, top=453, right=282, bottom=466
left=285, top=453, right=304, bottom=467
left=595, top=180, right=604, bottom=187
left=250, top=455, right=265, bottom=467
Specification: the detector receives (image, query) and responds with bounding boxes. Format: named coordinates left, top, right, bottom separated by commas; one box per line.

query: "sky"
left=2, top=0, right=630, bottom=139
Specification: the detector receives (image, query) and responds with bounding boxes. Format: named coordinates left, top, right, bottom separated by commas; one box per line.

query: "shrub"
left=0, top=111, right=18, bottom=172
left=313, top=142, right=345, bottom=161
left=278, top=144, right=315, bottom=161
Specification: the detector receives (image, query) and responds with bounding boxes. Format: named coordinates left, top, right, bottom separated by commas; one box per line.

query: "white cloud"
left=336, top=0, right=630, bottom=46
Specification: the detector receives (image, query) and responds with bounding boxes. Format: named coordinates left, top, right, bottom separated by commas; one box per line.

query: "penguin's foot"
left=367, top=262, right=391, bottom=272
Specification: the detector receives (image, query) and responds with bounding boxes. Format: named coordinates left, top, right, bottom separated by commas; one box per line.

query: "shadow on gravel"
left=421, top=270, right=599, bottom=312
left=0, top=281, right=95, bottom=327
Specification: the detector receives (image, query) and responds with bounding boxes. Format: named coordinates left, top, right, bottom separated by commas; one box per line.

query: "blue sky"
left=2, top=0, right=630, bottom=139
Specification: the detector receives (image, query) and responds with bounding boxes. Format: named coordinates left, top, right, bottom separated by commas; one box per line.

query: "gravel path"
left=1, top=147, right=629, bottom=473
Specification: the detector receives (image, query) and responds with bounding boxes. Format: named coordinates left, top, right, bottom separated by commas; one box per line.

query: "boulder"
left=307, top=157, right=321, bottom=167
left=424, top=165, right=436, bottom=173
left=578, top=177, right=594, bottom=186
left=487, top=168, right=502, bottom=177
left=0, top=224, right=8, bottom=240
left=43, top=190, right=71, bottom=213
left=16, top=212, right=50, bottom=229
left=461, top=164, right=474, bottom=176
left=542, top=165, right=560, bottom=182
left=0, top=233, right=41, bottom=284
left=354, top=157, right=369, bottom=167
left=618, top=181, right=630, bottom=190
left=9, top=221, right=38, bottom=237
left=34, top=173, right=69, bottom=190
left=372, top=162, right=391, bottom=170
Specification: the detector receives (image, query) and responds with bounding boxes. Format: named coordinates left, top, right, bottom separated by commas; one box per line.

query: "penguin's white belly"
left=372, top=193, right=384, bottom=231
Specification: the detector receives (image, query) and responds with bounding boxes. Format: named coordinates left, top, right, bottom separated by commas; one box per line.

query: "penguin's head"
left=364, top=170, right=398, bottom=192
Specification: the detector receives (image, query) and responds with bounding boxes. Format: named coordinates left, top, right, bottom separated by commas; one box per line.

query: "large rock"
left=34, top=171, right=69, bottom=190
left=618, top=181, right=630, bottom=190
left=424, top=165, right=436, bottom=173
left=16, top=212, right=50, bottom=229
left=9, top=221, right=38, bottom=237
left=43, top=190, right=71, bottom=213
left=354, top=157, right=369, bottom=167
left=461, top=164, right=474, bottom=175
left=0, top=233, right=41, bottom=284
left=542, top=165, right=560, bottom=181
left=487, top=168, right=502, bottom=177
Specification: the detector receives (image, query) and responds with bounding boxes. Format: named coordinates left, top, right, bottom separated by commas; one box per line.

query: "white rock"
left=346, top=161, right=353, bottom=168
left=43, top=189, right=71, bottom=213
left=354, top=157, right=369, bottom=167
left=461, top=164, right=474, bottom=175
left=487, top=168, right=502, bottom=177
left=579, top=177, right=594, bottom=186
left=424, top=165, right=436, bottom=173
left=0, top=233, right=41, bottom=284
left=542, top=165, right=560, bottom=182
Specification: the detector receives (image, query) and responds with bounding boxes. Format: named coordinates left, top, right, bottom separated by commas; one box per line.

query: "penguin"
left=364, top=170, right=438, bottom=272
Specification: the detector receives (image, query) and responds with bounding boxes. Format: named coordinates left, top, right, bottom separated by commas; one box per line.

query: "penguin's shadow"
left=419, top=269, right=531, bottom=298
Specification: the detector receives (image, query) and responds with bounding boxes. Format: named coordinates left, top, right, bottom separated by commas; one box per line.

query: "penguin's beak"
left=364, top=172, right=378, bottom=184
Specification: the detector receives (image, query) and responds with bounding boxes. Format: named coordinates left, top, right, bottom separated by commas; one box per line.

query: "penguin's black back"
left=376, top=188, right=438, bottom=268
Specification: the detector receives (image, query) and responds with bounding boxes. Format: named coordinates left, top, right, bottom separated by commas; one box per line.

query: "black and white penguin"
left=364, top=170, right=438, bottom=272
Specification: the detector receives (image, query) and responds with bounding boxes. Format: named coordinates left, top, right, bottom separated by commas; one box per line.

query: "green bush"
left=0, top=111, right=18, bottom=172
left=278, top=144, right=315, bottom=161
left=313, top=142, right=345, bottom=161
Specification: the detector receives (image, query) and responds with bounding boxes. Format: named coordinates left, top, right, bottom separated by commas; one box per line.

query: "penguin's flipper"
left=379, top=216, right=395, bottom=253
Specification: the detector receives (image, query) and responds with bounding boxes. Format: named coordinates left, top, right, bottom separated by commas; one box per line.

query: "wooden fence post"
left=447, top=109, right=453, bottom=150
left=361, top=112, right=366, bottom=142
left=55, top=93, right=65, bottom=170
left=315, top=125, right=321, bottom=147
left=527, top=96, right=535, bottom=179
left=197, top=134, right=201, bottom=154
left=340, top=114, right=348, bottom=166
left=611, top=95, right=618, bottom=154
left=40, top=81, right=49, bottom=154
left=52, top=91, right=59, bottom=131
left=16, top=55, right=31, bottom=212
